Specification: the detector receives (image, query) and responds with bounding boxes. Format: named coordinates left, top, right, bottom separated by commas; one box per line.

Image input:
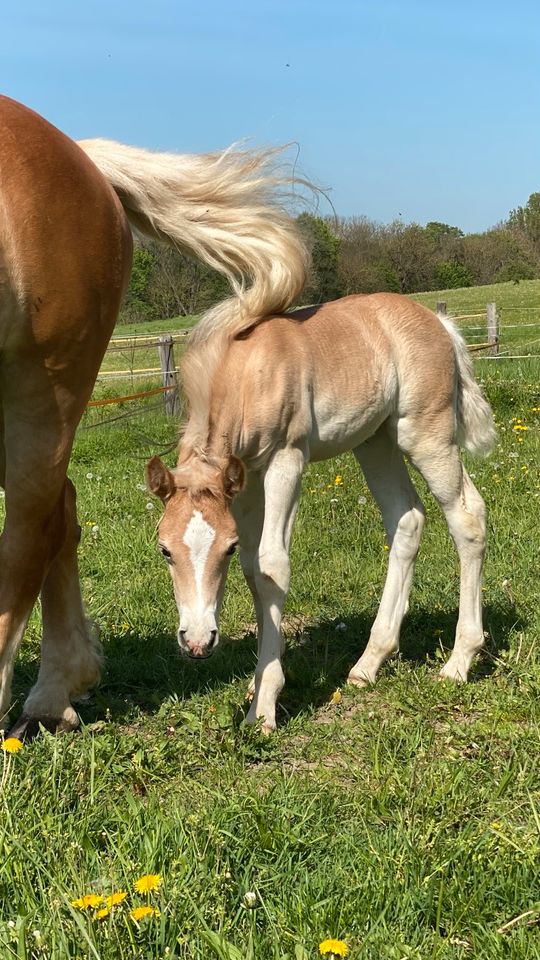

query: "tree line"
left=120, top=193, right=540, bottom=323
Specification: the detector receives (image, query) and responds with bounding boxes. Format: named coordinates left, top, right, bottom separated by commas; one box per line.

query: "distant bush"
left=435, top=260, right=473, bottom=289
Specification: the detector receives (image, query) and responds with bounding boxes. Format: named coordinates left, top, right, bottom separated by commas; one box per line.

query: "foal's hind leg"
left=348, top=428, right=425, bottom=686
left=402, top=427, right=487, bottom=681
left=12, top=480, right=102, bottom=737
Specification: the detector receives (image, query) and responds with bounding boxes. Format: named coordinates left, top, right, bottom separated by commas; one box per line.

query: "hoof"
left=8, top=710, right=80, bottom=741
left=244, top=707, right=276, bottom=734
left=438, top=664, right=467, bottom=683
left=346, top=673, right=370, bottom=688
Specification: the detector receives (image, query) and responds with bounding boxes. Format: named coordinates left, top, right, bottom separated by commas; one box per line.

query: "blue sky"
left=2, top=0, right=540, bottom=231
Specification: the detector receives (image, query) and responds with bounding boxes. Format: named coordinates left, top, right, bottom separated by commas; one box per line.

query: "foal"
left=148, top=294, right=496, bottom=732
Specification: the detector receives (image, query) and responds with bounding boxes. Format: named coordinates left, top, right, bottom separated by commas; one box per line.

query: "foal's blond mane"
left=174, top=454, right=228, bottom=503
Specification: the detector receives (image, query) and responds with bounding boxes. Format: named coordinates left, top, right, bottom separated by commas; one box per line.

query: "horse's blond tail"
left=438, top=314, right=497, bottom=456
left=77, top=139, right=309, bottom=337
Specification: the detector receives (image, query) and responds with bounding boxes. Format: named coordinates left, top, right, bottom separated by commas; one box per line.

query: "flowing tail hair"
left=77, top=138, right=309, bottom=341
left=437, top=314, right=497, bottom=456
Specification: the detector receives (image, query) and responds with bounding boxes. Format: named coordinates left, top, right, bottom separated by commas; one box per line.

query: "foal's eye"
left=226, top=541, right=239, bottom=556
left=159, top=545, right=172, bottom=563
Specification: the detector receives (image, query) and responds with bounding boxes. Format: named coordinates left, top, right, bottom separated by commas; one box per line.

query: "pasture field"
left=0, top=290, right=539, bottom=959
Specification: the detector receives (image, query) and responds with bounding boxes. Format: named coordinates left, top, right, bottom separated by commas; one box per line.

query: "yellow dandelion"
left=334, top=475, right=344, bottom=486
left=330, top=689, right=342, bottom=705
left=130, top=905, right=160, bottom=921
left=105, top=891, right=128, bottom=907
left=95, top=907, right=110, bottom=920
left=383, top=544, right=389, bottom=552
left=134, top=873, right=162, bottom=894
left=2, top=737, right=23, bottom=754
left=71, top=894, right=104, bottom=910
left=319, top=939, right=349, bottom=957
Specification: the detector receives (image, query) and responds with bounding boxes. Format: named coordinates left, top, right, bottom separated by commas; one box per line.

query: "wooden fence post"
left=436, top=300, right=447, bottom=317
left=157, top=335, right=179, bottom=416
left=486, top=302, right=499, bottom=356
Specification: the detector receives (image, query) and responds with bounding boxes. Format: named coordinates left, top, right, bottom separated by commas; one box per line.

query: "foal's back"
left=213, top=294, right=457, bottom=462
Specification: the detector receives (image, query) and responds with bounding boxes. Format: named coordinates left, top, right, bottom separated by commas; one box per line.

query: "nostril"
left=178, top=630, right=187, bottom=643
left=209, top=630, right=218, bottom=648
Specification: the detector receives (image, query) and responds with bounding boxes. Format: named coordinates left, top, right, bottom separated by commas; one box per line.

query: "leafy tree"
left=297, top=214, right=342, bottom=303
left=122, top=246, right=157, bottom=321
left=435, top=260, right=473, bottom=289
left=508, top=193, right=540, bottom=248
left=425, top=221, right=464, bottom=243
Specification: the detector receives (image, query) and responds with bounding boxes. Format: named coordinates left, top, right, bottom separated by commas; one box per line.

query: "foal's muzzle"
left=178, top=628, right=219, bottom=660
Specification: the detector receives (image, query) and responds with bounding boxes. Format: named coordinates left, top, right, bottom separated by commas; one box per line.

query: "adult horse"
left=147, top=294, right=496, bottom=733
left=0, top=95, right=307, bottom=737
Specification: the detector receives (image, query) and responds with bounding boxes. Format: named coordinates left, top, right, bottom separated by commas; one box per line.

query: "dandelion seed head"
left=242, top=891, right=257, bottom=908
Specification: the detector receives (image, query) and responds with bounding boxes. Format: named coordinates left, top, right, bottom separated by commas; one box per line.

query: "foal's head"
left=146, top=455, right=245, bottom=659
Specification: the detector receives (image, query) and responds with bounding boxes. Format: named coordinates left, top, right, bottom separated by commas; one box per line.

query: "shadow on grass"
left=11, top=599, right=524, bottom=729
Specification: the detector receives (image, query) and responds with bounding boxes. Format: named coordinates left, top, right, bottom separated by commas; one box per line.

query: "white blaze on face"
left=182, top=510, right=216, bottom=598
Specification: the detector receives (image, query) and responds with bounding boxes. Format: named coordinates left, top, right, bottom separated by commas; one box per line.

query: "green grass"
left=113, top=316, right=198, bottom=337
left=0, top=363, right=539, bottom=958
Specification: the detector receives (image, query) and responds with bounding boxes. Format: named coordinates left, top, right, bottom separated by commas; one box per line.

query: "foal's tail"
left=77, top=139, right=309, bottom=337
left=438, top=314, right=497, bottom=456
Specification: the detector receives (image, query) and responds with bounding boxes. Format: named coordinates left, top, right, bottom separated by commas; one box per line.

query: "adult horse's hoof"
left=8, top=709, right=80, bottom=741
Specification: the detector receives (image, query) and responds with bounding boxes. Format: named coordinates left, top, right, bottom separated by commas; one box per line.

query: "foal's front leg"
left=246, top=446, right=305, bottom=733
left=232, top=472, right=265, bottom=700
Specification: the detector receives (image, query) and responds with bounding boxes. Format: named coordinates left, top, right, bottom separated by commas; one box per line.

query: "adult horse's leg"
left=246, top=446, right=305, bottom=732
left=0, top=358, right=90, bottom=731
left=231, top=471, right=265, bottom=699
left=348, top=428, right=425, bottom=686
left=11, top=480, right=102, bottom=737
left=0, top=290, right=125, bottom=733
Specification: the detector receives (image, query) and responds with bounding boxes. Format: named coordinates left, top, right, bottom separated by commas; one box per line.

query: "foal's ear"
left=145, top=456, right=176, bottom=501
left=223, top=456, right=246, bottom=499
